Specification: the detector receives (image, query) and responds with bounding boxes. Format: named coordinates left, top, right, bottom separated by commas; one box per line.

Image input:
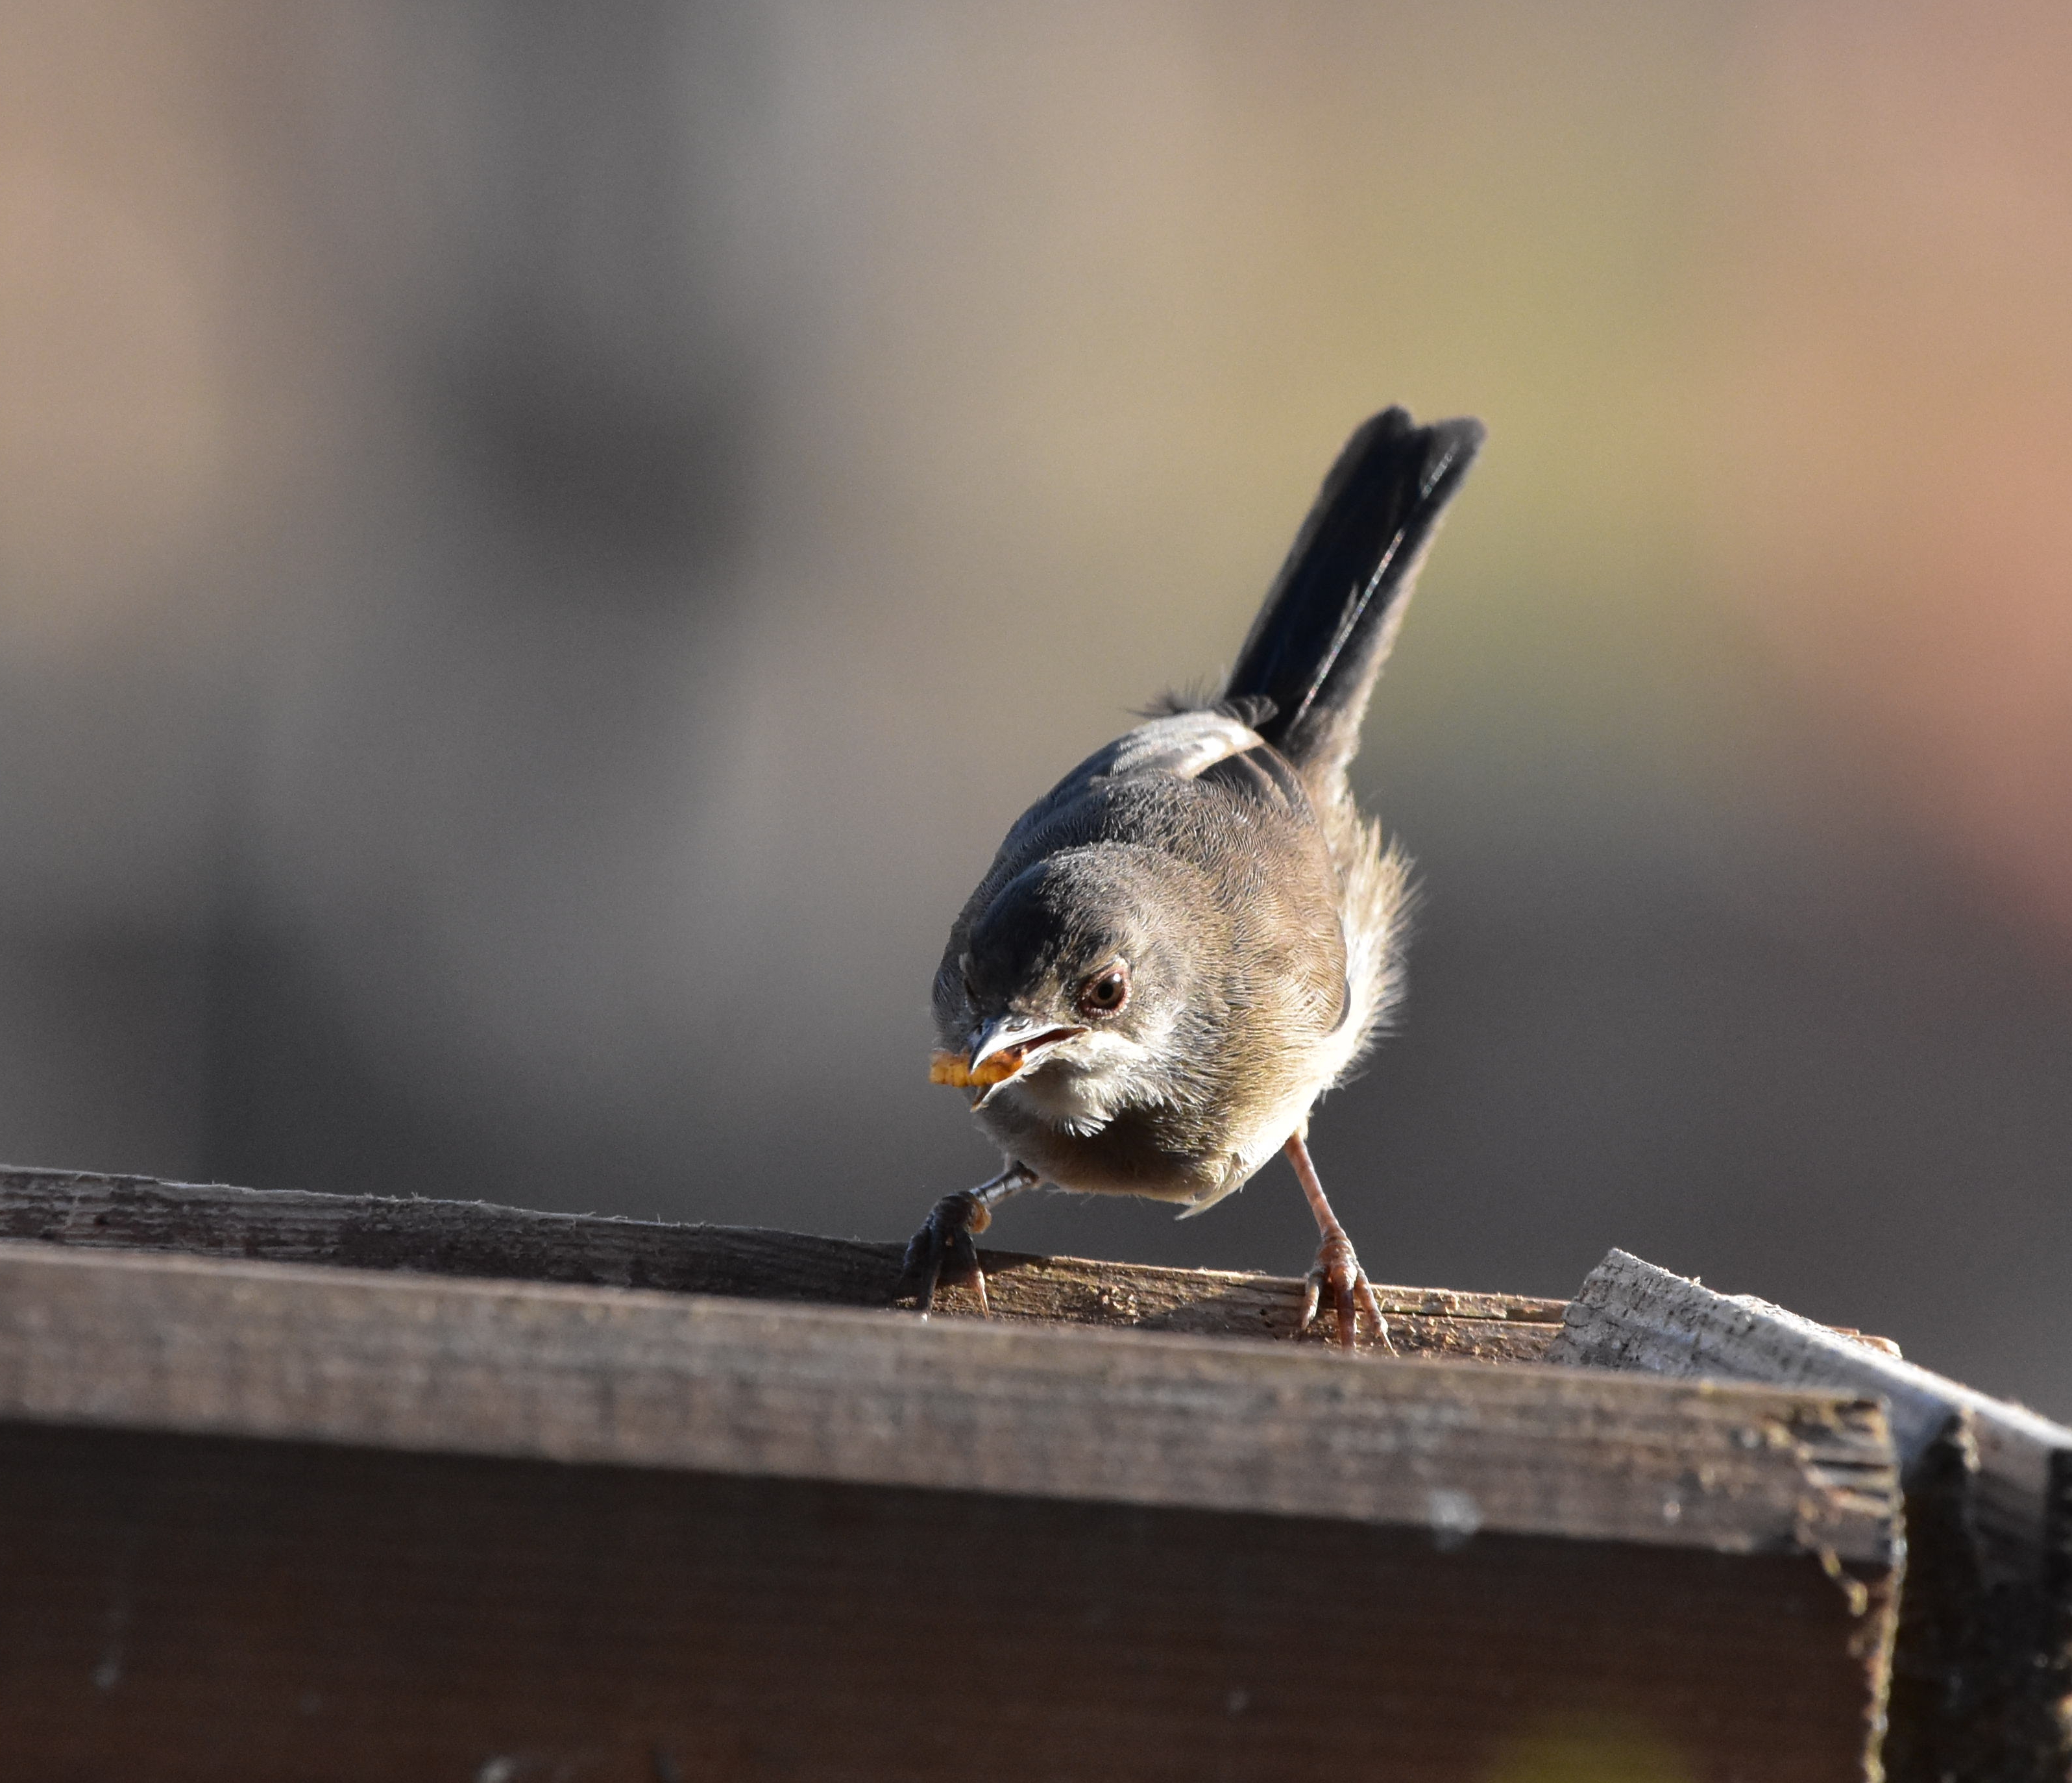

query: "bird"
left=897, top=406, right=1485, bottom=1349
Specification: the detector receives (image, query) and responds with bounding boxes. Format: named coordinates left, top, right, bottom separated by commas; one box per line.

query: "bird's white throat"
left=995, top=1033, right=1152, bottom=1137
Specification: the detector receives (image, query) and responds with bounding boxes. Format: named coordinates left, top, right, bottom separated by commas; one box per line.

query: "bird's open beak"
left=963, top=1015, right=1088, bottom=1108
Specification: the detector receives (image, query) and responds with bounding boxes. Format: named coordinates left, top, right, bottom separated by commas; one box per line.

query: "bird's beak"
left=966, top=1014, right=1088, bottom=1108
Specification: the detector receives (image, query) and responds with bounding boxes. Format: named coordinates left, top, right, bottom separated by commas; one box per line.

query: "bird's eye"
left=1077, top=963, right=1130, bottom=1018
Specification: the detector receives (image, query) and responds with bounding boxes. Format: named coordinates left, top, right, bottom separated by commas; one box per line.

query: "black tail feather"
left=1225, top=408, right=1483, bottom=777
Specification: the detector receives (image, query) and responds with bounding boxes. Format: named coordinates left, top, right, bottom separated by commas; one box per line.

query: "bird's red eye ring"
left=1077, top=962, right=1130, bottom=1018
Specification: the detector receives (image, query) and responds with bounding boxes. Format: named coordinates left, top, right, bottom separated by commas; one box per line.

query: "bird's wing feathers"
left=997, top=709, right=1270, bottom=857
left=1074, top=708, right=1265, bottom=783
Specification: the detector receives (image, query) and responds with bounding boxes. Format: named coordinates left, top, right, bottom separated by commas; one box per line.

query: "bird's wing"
left=1077, top=708, right=1266, bottom=783
left=996, top=709, right=1269, bottom=855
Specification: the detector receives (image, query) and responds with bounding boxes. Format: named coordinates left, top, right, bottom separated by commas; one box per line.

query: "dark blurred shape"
left=407, top=5, right=762, bottom=563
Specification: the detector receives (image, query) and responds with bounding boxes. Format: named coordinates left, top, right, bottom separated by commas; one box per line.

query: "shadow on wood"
left=0, top=1423, right=1889, bottom=1783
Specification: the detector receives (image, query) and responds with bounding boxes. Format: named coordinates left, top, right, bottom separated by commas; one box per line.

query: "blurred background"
left=3, top=2, right=2069, bottom=1413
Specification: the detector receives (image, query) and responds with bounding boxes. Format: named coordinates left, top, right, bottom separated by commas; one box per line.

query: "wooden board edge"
left=0, top=1238, right=1899, bottom=1570
left=0, top=1164, right=1568, bottom=1350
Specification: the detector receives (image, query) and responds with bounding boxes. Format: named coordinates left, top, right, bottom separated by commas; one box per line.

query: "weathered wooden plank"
left=1548, top=1248, right=2072, bottom=1783
left=0, top=1241, right=1900, bottom=1779
left=0, top=1423, right=1893, bottom=1783
left=1549, top=1249, right=2067, bottom=1558
left=0, top=1241, right=1890, bottom=1556
left=0, top=1164, right=1566, bottom=1357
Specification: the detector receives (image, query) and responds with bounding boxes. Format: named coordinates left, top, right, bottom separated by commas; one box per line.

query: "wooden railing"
left=0, top=1165, right=2060, bottom=1781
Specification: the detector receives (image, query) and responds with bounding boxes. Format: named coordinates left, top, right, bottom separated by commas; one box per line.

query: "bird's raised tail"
left=1224, top=407, right=1484, bottom=787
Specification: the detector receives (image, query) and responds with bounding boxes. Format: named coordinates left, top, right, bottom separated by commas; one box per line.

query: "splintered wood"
left=1550, top=1248, right=2072, bottom=1783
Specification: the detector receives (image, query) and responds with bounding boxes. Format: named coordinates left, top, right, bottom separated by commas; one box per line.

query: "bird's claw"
left=1299, top=1232, right=1395, bottom=1355
left=894, top=1190, right=992, bottom=1316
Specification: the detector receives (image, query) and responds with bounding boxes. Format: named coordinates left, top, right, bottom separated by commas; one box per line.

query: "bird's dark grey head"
left=934, top=844, right=1205, bottom=1118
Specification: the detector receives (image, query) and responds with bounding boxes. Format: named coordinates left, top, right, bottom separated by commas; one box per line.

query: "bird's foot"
left=894, top=1190, right=993, bottom=1316
left=1299, top=1231, right=1396, bottom=1355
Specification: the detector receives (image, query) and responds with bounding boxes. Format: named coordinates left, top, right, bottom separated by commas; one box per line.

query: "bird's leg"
left=1286, top=1131, right=1395, bottom=1355
left=894, top=1161, right=1040, bottom=1316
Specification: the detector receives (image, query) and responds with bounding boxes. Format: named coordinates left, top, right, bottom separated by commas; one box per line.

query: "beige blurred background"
left=3, top=3, right=2069, bottom=1411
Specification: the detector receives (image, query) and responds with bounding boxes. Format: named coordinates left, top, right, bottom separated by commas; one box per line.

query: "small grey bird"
left=899, top=407, right=1484, bottom=1348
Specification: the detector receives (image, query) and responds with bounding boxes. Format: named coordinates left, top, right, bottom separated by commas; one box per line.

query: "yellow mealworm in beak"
left=929, top=1049, right=1024, bottom=1088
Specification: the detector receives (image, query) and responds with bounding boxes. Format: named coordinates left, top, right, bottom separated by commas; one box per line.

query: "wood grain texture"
left=0, top=1421, right=1896, bottom=1783
left=0, top=1164, right=1565, bottom=1358
left=1550, top=1249, right=2069, bottom=1564
left=0, top=1240, right=1895, bottom=1559
left=0, top=1211, right=1907, bottom=1778
left=1550, top=1248, right=2072, bottom=1783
